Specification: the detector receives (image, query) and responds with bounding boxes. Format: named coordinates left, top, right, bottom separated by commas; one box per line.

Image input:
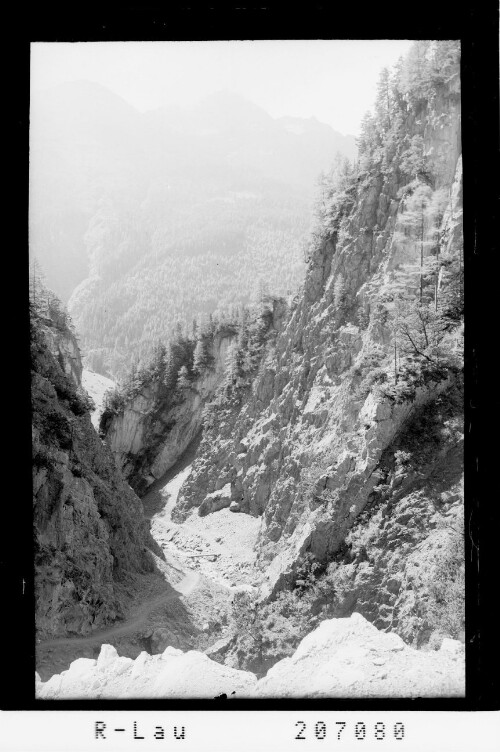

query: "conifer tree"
left=398, top=41, right=432, bottom=102
left=224, top=341, right=239, bottom=390
left=177, top=365, right=191, bottom=391
left=142, top=341, right=166, bottom=383
left=29, top=257, right=46, bottom=313
left=428, top=41, right=460, bottom=85
left=399, top=136, right=428, bottom=181
left=375, top=67, right=392, bottom=132
left=193, top=337, right=211, bottom=375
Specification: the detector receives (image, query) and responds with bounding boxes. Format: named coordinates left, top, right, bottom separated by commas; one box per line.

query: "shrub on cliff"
left=229, top=555, right=336, bottom=674
left=352, top=343, right=388, bottom=400
left=424, top=511, right=465, bottom=647
left=101, top=386, right=126, bottom=417
left=230, top=590, right=308, bottom=674
left=375, top=236, right=463, bottom=406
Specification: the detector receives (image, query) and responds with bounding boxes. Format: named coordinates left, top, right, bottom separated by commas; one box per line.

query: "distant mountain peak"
left=192, top=90, right=273, bottom=128
left=198, top=89, right=267, bottom=108
left=39, top=79, right=140, bottom=112
left=277, top=114, right=351, bottom=139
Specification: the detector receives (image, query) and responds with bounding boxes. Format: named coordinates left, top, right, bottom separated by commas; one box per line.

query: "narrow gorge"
left=33, top=41, right=465, bottom=699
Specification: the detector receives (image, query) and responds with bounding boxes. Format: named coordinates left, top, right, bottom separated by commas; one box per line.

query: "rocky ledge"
left=36, top=613, right=464, bottom=699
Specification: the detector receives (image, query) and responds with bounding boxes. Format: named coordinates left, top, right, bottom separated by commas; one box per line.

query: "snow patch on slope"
left=82, top=369, right=116, bottom=429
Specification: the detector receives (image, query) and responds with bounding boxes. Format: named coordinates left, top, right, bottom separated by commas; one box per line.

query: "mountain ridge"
left=30, top=79, right=356, bottom=378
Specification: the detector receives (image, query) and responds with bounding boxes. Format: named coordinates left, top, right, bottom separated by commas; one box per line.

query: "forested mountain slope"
left=99, top=298, right=288, bottom=496
left=30, top=84, right=356, bottom=378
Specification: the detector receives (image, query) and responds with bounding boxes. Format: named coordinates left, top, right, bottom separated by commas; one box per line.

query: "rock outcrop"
left=102, top=329, right=236, bottom=495
left=41, top=314, right=83, bottom=388
left=255, top=613, right=464, bottom=698
left=32, top=304, right=157, bottom=638
left=36, top=613, right=464, bottom=698
left=171, top=50, right=463, bottom=650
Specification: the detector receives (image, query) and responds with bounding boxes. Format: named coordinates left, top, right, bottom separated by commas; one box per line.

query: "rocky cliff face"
left=32, top=306, right=157, bottom=638
left=103, top=330, right=236, bottom=495
left=41, top=315, right=83, bottom=387
left=173, top=57, right=464, bottom=649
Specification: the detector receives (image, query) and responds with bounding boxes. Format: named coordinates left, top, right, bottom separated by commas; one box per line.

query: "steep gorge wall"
left=103, top=331, right=236, bottom=495
left=32, top=309, right=157, bottom=638
left=41, top=315, right=83, bottom=387
left=174, top=67, right=463, bottom=647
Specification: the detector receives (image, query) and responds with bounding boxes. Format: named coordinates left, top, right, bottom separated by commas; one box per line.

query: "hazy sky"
left=31, top=40, right=413, bottom=136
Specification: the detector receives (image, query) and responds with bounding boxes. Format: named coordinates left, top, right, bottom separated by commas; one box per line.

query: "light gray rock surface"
left=104, top=331, right=236, bottom=494
left=172, top=72, right=464, bottom=652
left=36, top=614, right=464, bottom=699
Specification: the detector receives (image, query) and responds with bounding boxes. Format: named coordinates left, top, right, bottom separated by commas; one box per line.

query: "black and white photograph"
left=28, top=37, right=468, bottom=702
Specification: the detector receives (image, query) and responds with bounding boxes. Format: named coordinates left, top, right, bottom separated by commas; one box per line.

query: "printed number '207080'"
left=294, top=721, right=405, bottom=741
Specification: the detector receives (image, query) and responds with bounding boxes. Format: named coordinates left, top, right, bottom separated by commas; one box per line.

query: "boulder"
left=255, top=613, right=465, bottom=697
left=198, top=483, right=232, bottom=516
left=96, top=644, right=119, bottom=672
